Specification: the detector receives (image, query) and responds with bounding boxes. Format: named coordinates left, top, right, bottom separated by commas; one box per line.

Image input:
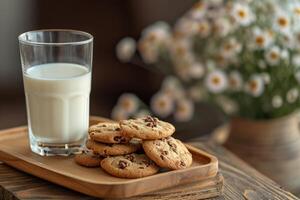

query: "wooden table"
left=0, top=140, right=298, bottom=200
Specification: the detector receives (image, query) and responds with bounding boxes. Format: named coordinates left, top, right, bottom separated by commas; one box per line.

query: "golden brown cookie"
left=74, top=150, right=102, bottom=167
left=143, top=137, right=192, bottom=170
left=120, top=116, right=175, bottom=140
left=89, top=122, right=130, bottom=144
left=100, top=153, right=159, bottom=178
left=86, top=139, right=141, bottom=156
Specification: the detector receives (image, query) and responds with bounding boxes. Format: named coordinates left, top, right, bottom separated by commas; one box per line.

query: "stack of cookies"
left=74, top=116, right=193, bottom=179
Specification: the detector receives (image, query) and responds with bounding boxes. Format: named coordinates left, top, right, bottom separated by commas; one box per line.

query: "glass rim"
left=18, top=29, right=93, bottom=46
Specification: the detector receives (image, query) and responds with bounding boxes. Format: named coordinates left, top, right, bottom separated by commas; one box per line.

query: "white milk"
left=23, top=63, right=91, bottom=143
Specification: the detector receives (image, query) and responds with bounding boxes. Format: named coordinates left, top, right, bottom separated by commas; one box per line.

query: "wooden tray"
left=0, top=116, right=219, bottom=198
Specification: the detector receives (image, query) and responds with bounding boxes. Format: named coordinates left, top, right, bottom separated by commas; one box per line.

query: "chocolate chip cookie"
left=86, top=139, right=141, bottom=156
left=120, top=116, right=175, bottom=140
left=74, top=150, right=102, bottom=167
left=143, top=137, right=192, bottom=170
left=101, top=153, right=159, bottom=178
left=89, top=122, right=130, bottom=144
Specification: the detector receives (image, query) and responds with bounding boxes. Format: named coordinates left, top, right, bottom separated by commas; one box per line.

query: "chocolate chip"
left=168, top=141, right=177, bottom=149
left=160, top=155, right=165, bottom=160
left=120, top=137, right=127, bottom=143
left=162, top=151, right=168, bottom=155
left=139, top=166, right=145, bottom=169
left=180, top=161, right=186, bottom=166
left=142, top=160, right=150, bottom=167
left=115, top=127, right=121, bottom=131
left=125, top=154, right=135, bottom=162
left=144, top=116, right=158, bottom=128
left=113, top=136, right=122, bottom=142
left=118, top=160, right=128, bottom=169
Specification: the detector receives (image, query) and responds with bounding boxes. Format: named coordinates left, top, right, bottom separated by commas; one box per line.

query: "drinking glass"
left=18, top=29, right=93, bottom=156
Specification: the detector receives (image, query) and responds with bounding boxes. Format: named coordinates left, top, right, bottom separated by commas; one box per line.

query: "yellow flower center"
left=193, top=2, right=205, bottom=11
left=176, top=47, right=186, bottom=56
left=198, top=23, right=208, bottom=33
left=224, top=43, right=233, bottom=51
left=238, top=10, right=247, bottom=19
left=147, top=33, right=157, bottom=42
left=158, top=100, right=167, bottom=108
left=121, top=100, right=132, bottom=110
left=255, top=36, right=265, bottom=46
left=230, top=78, right=237, bottom=87
left=249, top=81, right=258, bottom=91
left=294, top=7, right=300, bottom=15
left=270, top=52, right=278, bottom=60
left=277, top=17, right=288, bottom=27
left=212, top=76, right=221, bottom=85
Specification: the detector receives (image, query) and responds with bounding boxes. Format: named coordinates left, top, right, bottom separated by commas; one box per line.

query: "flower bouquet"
left=113, top=0, right=300, bottom=191
left=114, top=0, right=300, bottom=122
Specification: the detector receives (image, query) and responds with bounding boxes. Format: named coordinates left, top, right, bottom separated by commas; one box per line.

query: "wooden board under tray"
left=0, top=116, right=219, bottom=198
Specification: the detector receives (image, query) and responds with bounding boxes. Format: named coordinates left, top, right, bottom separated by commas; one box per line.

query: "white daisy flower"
left=138, top=21, right=171, bottom=64
left=189, top=1, right=207, bottom=20
left=252, top=28, right=273, bottom=49
left=265, top=46, right=281, bottom=66
left=171, top=38, right=193, bottom=61
left=116, top=37, right=136, bottom=62
left=188, top=62, right=205, bottom=79
left=213, top=17, right=232, bottom=37
left=161, top=76, right=185, bottom=100
left=134, top=109, right=151, bottom=118
left=292, top=3, right=300, bottom=18
left=197, top=20, right=211, bottom=38
left=174, top=18, right=200, bottom=37
left=274, top=11, right=290, bottom=33
left=220, top=37, right=242, bottom=59
left=174, top=99, right=194, bottom=122
left=205, top=70, right=228, bottom=93
left=260, top=73, right=271, bottom=84
left=272, top=95, right=283, bottom=108
left=292, top=54, right=300, bottom=68
left=286, top=88, right=299, bottom=103
left=245, top=75, right=265, bottom=97
left=187, top=86, right=207, bottom=102
left=228, top=71, right=243, bottom=91
left=295, top=71, right=300, bottom=84
left=142, top=21, right=170, bottom=37
left=216, top=96, right=239, bottom=115
left=281, top=49, right=289, bottom=60
left=150, top=92, right=174, bottom=118
left=281, top=32, right=295, bottom=49
left=111, top=106, right=129, bottom=121
left=117, top=93, right=139, bottom=114
left=231, top=3, right=255, bottom=26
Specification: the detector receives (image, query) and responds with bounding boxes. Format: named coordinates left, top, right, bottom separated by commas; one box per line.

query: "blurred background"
left=0, top=0, right=222, bottom=137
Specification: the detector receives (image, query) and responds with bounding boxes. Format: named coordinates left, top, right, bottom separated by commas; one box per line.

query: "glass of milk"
left=18, top=30, right=93, bottom=156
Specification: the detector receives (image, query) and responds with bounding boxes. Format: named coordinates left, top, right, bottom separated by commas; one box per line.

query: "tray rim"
left=0, top=116, right=219, bottom=198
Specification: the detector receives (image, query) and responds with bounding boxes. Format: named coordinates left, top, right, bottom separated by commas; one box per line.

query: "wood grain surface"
left=0, top=140, right=298, bottom=200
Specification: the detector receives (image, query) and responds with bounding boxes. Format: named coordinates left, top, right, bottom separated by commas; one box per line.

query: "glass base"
left=30, top=139, right=85, bottom=156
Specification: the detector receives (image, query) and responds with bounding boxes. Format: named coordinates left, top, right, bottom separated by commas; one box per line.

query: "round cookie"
left=86, top=139, right=141, bottom=156
left=74, top=150, right=102, bottom=167
left=89, top=122, right=130, bottom=144
left=120, top=116, right=175, bottom=140
left=143, top=137, right=193, bottom=170
left=101, top=153, right=159, bottom=178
